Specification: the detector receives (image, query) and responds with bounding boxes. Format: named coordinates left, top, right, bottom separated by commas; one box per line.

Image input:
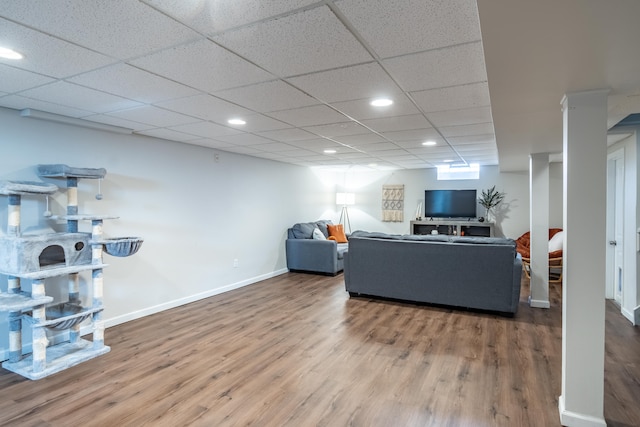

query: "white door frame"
left=606, top=148, right=624, bottom=302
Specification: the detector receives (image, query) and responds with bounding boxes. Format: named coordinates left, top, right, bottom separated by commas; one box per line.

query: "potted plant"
left=478, top=185, right=505, bottom=222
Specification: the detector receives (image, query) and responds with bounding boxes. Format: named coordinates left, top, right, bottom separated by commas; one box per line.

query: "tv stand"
left=410, top=219, right=494, bottom=237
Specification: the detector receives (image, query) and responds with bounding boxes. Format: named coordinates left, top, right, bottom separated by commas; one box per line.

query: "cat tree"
left=0, top=165, right=142, bottom=380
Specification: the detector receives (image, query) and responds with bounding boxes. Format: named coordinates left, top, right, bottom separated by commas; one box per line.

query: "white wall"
left=333, top=164, right=562, bottom=239
left=0, top=105, right=563, bottom=361
left=0, top=107, right=335, bottom=358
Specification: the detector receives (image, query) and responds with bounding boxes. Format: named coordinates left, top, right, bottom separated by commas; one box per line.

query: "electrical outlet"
left=214, top=153, right=220, bottom=163
left=233, top=258, right=239, bottom=268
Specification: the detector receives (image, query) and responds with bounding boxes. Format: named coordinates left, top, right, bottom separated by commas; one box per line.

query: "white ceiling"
left=0, top=0, right=496, bottom=170
left=0, top=1, right=638, bottom=172
left=477, top=0, right=640, bottom=171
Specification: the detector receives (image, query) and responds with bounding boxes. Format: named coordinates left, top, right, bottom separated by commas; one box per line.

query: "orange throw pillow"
left=327, top=224, right=348, bottom=243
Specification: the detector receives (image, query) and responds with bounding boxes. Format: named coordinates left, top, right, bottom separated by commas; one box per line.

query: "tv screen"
left=424, top=189, right=477, bottom=218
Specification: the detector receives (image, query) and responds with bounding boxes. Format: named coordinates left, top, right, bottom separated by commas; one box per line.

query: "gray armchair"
left=286, top=220, right=348, bottom=275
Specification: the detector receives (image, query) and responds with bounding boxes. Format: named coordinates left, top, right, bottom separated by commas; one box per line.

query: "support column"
left=7, top=194, right=20, bottom=236
left=529, top=153, right=550, bottom=308
left=559, top=90, right=608, bottom=427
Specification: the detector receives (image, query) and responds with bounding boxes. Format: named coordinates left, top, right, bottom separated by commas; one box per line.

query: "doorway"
left=606, top=148, right=624, bottom=305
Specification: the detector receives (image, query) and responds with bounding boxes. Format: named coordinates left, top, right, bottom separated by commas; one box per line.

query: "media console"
left=410, top=219, right=494, bottom=237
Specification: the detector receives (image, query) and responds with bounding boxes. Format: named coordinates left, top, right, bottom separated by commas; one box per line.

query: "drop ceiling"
left=0, top=0, right=496, bottom=170
left=1, top=1, right=639, bottom=172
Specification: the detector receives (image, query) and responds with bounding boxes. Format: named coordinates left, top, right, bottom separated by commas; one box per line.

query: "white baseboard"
left=558, top=395, right=607, bottom=427
left=635, top=305, right=640, bottom=326
left=1, top=269, right=289, bottom=362
left=621, top=306, right=635, bottom=325
left=101, top=268, right=289, bottom=330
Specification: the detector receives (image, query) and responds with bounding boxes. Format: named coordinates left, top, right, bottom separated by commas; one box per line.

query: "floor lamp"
left=336, top=192, right=355, bottom=233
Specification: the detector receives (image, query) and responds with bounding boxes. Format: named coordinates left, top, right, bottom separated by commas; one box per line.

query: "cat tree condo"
left=0, top=164, right=142, bottom=380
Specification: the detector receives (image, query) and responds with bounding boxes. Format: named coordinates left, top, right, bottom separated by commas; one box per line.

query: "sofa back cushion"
left=289, top=220, right=334, bottom=239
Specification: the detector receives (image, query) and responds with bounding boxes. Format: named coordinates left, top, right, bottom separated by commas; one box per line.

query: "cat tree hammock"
left=0, top=164, right=142, bottom=380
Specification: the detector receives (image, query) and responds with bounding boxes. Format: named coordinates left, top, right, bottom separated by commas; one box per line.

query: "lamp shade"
left=336, top=192, right=355, bottom=206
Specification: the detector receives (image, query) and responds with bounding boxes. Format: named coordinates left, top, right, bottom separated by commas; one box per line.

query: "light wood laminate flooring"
left=0, top=273, right=638, bottom=426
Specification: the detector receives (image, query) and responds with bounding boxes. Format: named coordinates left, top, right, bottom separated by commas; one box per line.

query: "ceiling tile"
left=214, top=80, right=318, bottom=113
left=255, top=128, right=317, bottom=142
left=411, top=83, right=491, bottom=113
left=130, top=39, right=274, bottom=93
left=105, top=105, right=199, bottom=127
left=83, top=114, right=155, bottom=131
left=335, top=0, right=481, bottom=58
left=169, top=121, right=242, bottom=138
left=0, top=65, right=55, bottom=93
left=356, top=142, right=402, bottom=152
left=439, top=122, right=494, bottom=137
left=267, top=105, right=348, bottom=127
left=156, top=94, right=253, bottom=123
left=303, top=121, right=370, bottom=138
left=0, top=18, right=114, bottom=78
left=361, top=114, right=432, bottom=133
left=447, top=134, right=496, bottom=146
left=142, top=0, right=318, bottom=34
left=212, top=6, right=372, bottom=77
left=137, top=128, right=200, bottom=142
left=395, top=138, right=448, bottom=149
left=69, top=64, right=199, bottom=104
left=278, top=148, right=319, bottom=158
left=426, top=106, right=493, bottom=127
left=287, top=62, right=402, bottom=103
left=0, top=95, right=93, bottom=118
left=287, top=138, right=343, bottom=151
left=248, top=142, right=296, bottom=152
left=331, top=95, right=421, bottom=121
left=333, top=134, right=387, bottom=147
left=381, top=128, right=442, bottom=142
left=0, top=0, right=200, bottom=59
left=19, top=82, right=142, bottom=113
left=213, top=133, right=277, bottom=145
left=383, top=42, right=487, bottom=92
left=228, top=114, right=291, bottom=133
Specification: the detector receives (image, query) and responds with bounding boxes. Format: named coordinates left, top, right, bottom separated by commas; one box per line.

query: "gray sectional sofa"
left=286, top=220, right=348, bottom=275
left=344, top=231, right=523, bottom=315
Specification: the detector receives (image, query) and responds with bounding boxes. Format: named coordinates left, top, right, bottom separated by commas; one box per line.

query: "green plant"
left=478, top=185, right=505, bottom=210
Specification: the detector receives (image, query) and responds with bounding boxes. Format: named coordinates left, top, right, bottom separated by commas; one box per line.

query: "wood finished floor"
left=0, top=273, right=638, bottom=427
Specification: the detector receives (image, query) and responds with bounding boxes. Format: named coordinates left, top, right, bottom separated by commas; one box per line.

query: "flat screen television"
left=424, top=189, right=477, bottom=218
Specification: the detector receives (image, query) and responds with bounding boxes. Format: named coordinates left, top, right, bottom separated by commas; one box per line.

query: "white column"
left=529, top=153, right=550, bottom=308
left=559, top=90, right=608, bottom=427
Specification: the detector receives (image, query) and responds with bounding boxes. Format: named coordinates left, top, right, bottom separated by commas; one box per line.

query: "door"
left=606, top=149, right=624, bottom=303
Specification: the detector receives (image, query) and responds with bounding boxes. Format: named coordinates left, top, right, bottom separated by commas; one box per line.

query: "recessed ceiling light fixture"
left=422, top=140, right=437, bottom=146
left=370, top=98, right=393, bottom=107
left=0, top=47, right=23, bottom=60
left=324, top=149, right=337, bottom=154
left=227, top=118, right=246, bottom=125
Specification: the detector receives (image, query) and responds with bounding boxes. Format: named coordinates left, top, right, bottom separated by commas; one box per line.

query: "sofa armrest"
left=286, top=239, right=340, bottom=274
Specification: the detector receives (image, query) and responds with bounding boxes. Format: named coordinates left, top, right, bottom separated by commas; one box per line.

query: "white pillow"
left=312, top=227, right=327, bottom=240
left=548, top=231, right=564, bottom=252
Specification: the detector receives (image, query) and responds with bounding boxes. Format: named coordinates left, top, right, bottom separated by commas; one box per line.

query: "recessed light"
left=0, top=47, right=23, bottom=60
left=443, top=159, right=455, bottom=163
left=370, top=98, right=393, bottom=107
left=228, top=118, right=246, bottom=125
left=422, top=140, right=437, bottom=146
left=324, top=149, right=337, bottom=154
left=368, top=163, right=378, bottom=167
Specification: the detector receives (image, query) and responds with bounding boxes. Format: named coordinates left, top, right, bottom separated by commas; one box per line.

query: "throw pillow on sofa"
left=327, top=224, right=348, bottom=243
left=312, top=227, right=327, bottom=240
